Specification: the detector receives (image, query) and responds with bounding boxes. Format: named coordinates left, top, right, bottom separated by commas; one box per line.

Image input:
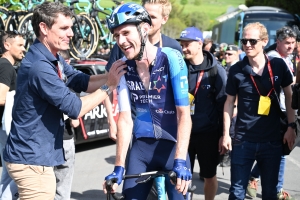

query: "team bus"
left=212, top=6, right=300, bottom=48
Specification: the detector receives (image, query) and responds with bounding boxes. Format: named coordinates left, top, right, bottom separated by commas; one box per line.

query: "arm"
left=70, top=119, right=80, bottom=128
left=114, top=110, right=133, bottom=166
left=104, top=96, right=117, bottom=141
left=174, top=105, right=191, bottom=160
left=283, top=85, right=296, bottom=149
left=78, top=61, right=126, bottom=118
left=219, top=94, right=235, bottom=155
left=0, top=83, right=9, bottom=106
left=85, top=74, right=108, bottom=93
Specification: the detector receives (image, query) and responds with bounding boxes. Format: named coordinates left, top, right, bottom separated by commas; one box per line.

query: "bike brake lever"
left=106, top=179, right=125, bottom=200
left=168, top=171, right=197, bottom=199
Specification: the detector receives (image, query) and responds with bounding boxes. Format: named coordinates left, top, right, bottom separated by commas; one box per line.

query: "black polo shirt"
left=226, top=56, right=293, bottom=142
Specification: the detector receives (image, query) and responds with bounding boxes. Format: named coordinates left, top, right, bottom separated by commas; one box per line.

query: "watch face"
left=101, top=84, right=109, bottom=91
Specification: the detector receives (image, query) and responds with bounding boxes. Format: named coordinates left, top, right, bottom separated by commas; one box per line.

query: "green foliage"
left=186, top=12, right=209, bottom=31
left=180, top=0, right=188, bottom=6
left=162, top=17, right=186, bottom=39
left=194, top=0, right=201, bottom=6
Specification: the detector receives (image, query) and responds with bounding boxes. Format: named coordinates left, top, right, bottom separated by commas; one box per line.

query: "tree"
left=180, top=0, right=188, bottom=6
left=194, top=0, right=201, bottom=6
left=162, top=18, right=186, bottom=39
left=185, top=12, right=210, bottom=31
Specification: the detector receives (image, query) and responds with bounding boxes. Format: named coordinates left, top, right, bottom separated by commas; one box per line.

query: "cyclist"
left=105, top=0, right=182, bottom=141
left=102, top=3, right=192, bottom=199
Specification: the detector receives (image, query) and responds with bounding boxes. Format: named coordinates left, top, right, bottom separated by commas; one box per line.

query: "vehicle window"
left=77, top=68, right=94, bottom=76
left=95, top=65, right=106, bottom=74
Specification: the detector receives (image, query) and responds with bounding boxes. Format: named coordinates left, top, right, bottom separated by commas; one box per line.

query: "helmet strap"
left=135, top=24, right=147, bottom=61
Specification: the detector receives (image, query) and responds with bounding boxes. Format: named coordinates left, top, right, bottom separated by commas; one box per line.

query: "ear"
left=39, top=22, right=48, bottom=36
left=262, top=39, right=269, bottom=48
left=161, top=15, right=169, bottom=25
left=3, top=41, right=10, bottom=51
left=142, top=23, right=151, bottom=36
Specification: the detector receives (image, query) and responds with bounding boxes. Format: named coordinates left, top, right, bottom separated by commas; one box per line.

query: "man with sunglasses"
left=177, top=27, right=227, bottom=200
left=2, top=2, right=125, bottom=199
left=0, top=30, right=25, bottom=200
left=219, top=22, right=296, bottom=200
left=224, top=45, right=240, bottom=74
left=246, top=26, right=297, bottom=200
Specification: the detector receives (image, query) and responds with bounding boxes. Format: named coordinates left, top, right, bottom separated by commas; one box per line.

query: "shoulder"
left=161, top=34, right=182, bottom=53
left=267, top=50, right=281, bottom=58
left=0, top=58, right=13, bottom=72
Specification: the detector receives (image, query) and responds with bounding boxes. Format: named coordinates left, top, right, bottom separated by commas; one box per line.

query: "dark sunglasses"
left=225, top=52, right=233, bottom=56
left=240, top=38, right=261, bottom=45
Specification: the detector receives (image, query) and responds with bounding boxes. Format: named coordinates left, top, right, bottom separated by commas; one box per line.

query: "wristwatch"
left=100, top=84, right=111, bottom=95
left=288, top=122, right=297, bottom=129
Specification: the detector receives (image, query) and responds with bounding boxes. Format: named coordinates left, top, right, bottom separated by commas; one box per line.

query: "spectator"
left=0, top=30, right=25, bottom=200
left=203, top=38, right=213, bottom=52
left=219, top=22, right=296, bottom=200
left=2, top=2, right=125, bottom=199
left=177, top=27, right=227, bottom=200
left=104, top=0, right=183, bottom=141
left=224, top=45, right=240, bottom=74
left=246, top=26, right=297, bottom=200
left=103, top=3, right=192, bottom=199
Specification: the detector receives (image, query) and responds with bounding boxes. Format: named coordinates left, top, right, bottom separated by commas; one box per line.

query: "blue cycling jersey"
left=117, top=47, right=189, bottom=142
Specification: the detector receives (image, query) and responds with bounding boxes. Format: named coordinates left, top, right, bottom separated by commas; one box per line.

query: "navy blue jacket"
left=4, top=39, right=89, bottom=166
left=187, top=50, right=227, bottom=134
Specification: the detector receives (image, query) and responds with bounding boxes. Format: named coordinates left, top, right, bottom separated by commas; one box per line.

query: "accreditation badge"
left=188, top=93, right=195, bottom=115
left=258, top=95, right=271, bottom=115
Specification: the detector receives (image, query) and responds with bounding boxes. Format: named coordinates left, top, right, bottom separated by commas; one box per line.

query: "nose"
left=118, top=34, right=126, bottom=45
left=68, top=27, right=74, bottom=37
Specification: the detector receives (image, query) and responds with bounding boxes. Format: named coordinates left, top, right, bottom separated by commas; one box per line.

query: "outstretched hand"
left=106, top=60, right=127, bottom=89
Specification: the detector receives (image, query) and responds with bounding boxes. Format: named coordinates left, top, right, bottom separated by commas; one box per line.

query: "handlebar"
left=106, top=171, right=196, bottom=200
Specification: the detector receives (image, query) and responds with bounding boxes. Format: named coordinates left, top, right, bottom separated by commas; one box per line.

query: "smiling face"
left=242, top=28, right=268, bottom=58
left=144, top=3, right=168, bottom=37
left=180, top=40, right=202, bottom=60
left=113, top=24, right=143, bottom=60
left=40, top=14, right=73, bottom=55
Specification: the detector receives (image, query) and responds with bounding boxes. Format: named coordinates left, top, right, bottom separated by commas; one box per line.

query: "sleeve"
left=117, top=76, right=131, bottom=112
left=28, top=60, right=82, bottom=119
left=0, top=61, right=14, bottom=87
left=214, top=65, right=227, bottom=136
left=105, top=44, right=123, bottom=72
left=225, top=64, right=239, bottom=96
left=268, top=58, right=293, bottom=88
left=59, top=58, right=90, bottom=93
left=164, top=48, right=189, bottom=106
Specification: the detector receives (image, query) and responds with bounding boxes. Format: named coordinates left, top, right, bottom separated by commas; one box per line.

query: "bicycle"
left=4, top=0, right=44, bottom=31
left=106, top=171, right=196, bottom=200
left=76, top=0, right=119, bottom=55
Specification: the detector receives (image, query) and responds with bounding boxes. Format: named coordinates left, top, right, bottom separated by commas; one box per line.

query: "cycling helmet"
left=106, top=3, right=152, bottom=61
left=106, top=3, right=152, bottom=34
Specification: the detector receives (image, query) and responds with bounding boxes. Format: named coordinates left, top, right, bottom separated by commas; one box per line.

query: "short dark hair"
left=276, top=26, right=297, bottom=41
left=32, top=1, right=73, bottom=38
left=0, top=30, right=24, bottom=54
